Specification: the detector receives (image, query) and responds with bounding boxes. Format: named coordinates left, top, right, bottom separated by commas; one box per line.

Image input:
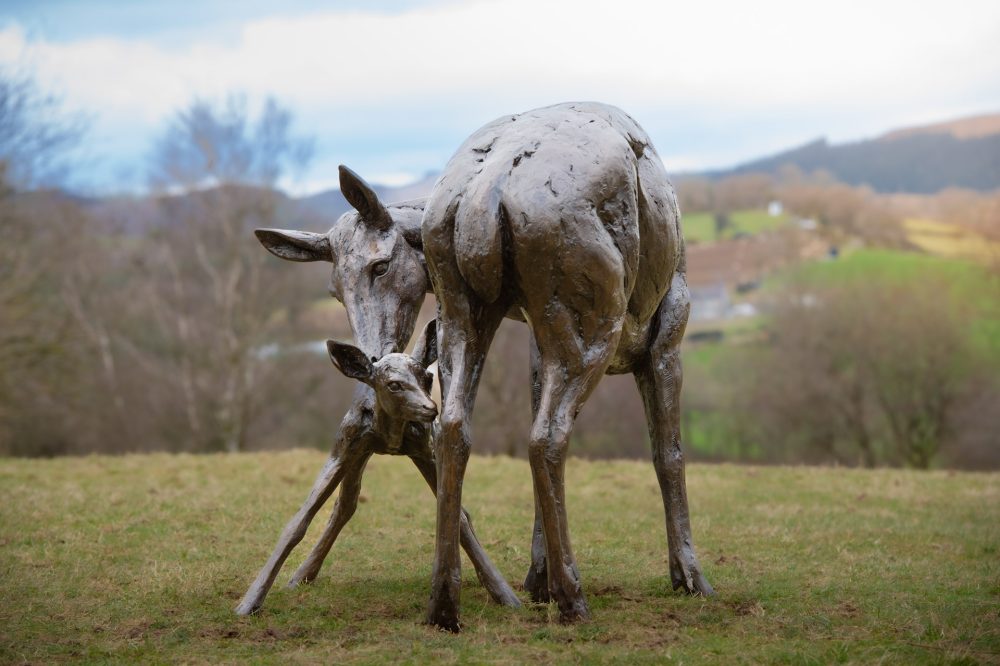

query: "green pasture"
left=682, top=209, right=789, bottom=244
left=2, top=452, right=996, bottom=663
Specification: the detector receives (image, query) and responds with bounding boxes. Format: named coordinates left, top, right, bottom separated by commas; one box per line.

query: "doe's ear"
left=255, top=229, right=332, bottom=262
left=412, top=319, right=437, bottom=369
left=326, top=340, right=374, bottom=382
left=339, top=165, right=392, bottom=231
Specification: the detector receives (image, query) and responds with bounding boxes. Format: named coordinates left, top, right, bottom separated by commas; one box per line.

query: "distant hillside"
left=708, top=112, right=1000, bottom=194
left=879, top=113, right=1000, bottom=141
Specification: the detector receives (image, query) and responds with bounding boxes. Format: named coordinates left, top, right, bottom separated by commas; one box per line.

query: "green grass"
left=683, top=209, right=789, bottom=244
left=2, top=451, right=998, bottom=663
left=785, top=247, right=990, bottom=293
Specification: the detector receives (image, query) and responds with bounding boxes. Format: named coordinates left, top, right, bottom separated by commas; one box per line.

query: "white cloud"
left=2, top=0, right=999, bottom=190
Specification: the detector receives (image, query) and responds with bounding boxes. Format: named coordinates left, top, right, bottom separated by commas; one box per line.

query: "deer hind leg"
left=528, top=303, right=623, bottom=623
left=633, top=274, right=714, bottom=596
left=523, top=330, right=553, bottom=603
left=524, top=495, right=550, bottom=603
left=286, top=453, right=371, bottom=588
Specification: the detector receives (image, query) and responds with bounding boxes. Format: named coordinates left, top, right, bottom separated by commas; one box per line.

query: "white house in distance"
left=767, top=200, right=784, bottom=217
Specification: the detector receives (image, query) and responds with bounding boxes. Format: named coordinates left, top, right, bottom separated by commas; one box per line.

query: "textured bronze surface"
left=244, top=103, right=714, bottom=629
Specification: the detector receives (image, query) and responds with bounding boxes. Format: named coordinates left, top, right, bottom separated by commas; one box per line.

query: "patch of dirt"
left=200, top=627, right=241, bottom=640
left=662, top=610, right=683, bottom=626
left=116, top=618, right=170, bottom=641
left=592, top=585, right=643, bottom=602
left=836, top=601, right=861, bottom=618
left=729, top=599, right=765, bottom=617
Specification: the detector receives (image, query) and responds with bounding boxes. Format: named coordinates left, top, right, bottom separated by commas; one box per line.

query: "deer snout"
left=415, top=398, right=438, bottom=421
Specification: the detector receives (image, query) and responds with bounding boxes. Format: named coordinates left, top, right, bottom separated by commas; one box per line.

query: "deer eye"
left=372, top=260, right=390, bottom=277
left=387, top=381, right=403, bottom=392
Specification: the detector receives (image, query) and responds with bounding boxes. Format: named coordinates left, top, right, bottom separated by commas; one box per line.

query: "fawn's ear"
left=412, top=319, right=437, bottom=370
left=326, top=340, right=374, bottom=383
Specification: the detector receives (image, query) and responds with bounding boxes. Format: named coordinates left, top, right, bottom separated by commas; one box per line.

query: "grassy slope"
left=903, top=218, right=1000, bottom=262
left=682, top=210, right=789, bottom=244
left=778, top=248, right=1000, bottom=363
left=2, top=451, right=997, bottom=664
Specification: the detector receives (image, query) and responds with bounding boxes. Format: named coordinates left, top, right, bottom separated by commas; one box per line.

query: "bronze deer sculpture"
left=421, top=102, right=713, bottom=630
left=235, top=168, right=519, bottom=616
left=252, top=102, right=713, bottom=630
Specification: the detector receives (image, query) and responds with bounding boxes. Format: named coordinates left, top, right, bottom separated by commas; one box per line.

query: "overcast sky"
left=2, top=0, right=999, bottom=195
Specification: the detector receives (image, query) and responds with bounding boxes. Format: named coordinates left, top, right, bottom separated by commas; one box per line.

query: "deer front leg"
left=426, top=303, right=505, bottom=632
left=410, top=453, right=521, bottom=608
left=286, top=452, right=372, bottom=588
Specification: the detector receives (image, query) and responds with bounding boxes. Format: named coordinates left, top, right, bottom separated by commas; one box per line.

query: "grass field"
left=2, top=451, right=998, bottom=664
left=683, top=209, right=789, bottom=244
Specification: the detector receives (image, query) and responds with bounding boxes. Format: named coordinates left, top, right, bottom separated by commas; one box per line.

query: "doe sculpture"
left=423, top=101, right=715, bottom=629
left=254, top=102, right=714, bottom=631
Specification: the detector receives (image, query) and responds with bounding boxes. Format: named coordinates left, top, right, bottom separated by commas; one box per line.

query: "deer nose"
left=421, top=401, right=438, bottom=419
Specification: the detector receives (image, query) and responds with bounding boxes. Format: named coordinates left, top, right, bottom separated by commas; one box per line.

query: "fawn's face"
left=370, top=354, right=437, bottom=423
left=327, top=342, right=438, bottom=424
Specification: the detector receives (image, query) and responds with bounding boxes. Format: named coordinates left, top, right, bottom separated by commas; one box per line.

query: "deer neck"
left=372, top=403, right=436, bottom=453
left=371, top=404, right=411, bottom=452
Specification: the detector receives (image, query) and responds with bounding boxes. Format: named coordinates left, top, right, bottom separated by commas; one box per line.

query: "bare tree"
left=733, top=281, right=976, bottom=468
left=146, top=96, right=315, bottom=452
left=0, top=69, right=84, bottom=188
left=0, top=71, right=87, bottom=454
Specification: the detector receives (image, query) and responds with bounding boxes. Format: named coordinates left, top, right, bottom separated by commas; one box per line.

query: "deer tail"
left=453, top=165, right=508, bottom=303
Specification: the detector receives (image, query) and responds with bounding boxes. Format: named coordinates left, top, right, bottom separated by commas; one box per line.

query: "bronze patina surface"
left=243, top=103, right=713, bottom=630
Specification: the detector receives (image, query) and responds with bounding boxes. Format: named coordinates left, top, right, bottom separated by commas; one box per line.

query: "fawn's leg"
left=236, top=454, right=350, bottom=615
left=235, top=403, right=376, bottom=616
left=286, top=452, right=372, bottom=588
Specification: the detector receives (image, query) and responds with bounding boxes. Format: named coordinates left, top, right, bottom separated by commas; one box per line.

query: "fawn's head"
left=326, top=320, right=438, bottom=424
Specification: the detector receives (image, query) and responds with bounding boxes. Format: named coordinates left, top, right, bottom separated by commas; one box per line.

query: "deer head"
left=326, top=320, right=439, bottom=426
left=255, top=166, right=430, bottom=358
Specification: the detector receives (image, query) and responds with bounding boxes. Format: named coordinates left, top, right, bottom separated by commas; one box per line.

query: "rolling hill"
left=706, top=112, right=1000, bottom=194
